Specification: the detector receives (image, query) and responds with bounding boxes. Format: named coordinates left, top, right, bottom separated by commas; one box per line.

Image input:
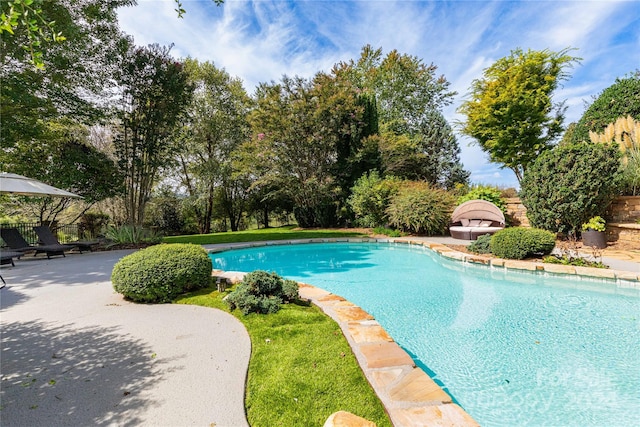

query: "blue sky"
left=118, top=0, right=640, bottom=189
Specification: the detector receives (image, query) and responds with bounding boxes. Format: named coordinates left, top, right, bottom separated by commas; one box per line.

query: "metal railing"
left=0, top=222, right=81, bottom=246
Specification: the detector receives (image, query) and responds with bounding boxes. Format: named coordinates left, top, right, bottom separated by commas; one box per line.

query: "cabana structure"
left=449, top=199, right=506, bottom=240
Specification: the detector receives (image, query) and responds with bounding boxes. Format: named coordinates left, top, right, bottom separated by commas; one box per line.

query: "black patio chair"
left=33, top=225, right=99, bottom=253
left=1, top=250, right=23, bottom=267
left=0, top=228, right=69, bottom=259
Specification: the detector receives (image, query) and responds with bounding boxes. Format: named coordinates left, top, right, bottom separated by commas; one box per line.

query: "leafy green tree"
left=378, top=112, right=470, bottom=186
left=3, top=119, right=123, bottom=224
left=459, top=48, right=580, bottom=183
left=114, top=44, right=193, bottom=226
left=520, top=143, right=622, bottom=233
left=1, top=0, right=133, bottom=150
left=571, top=72, right=640, bottom=143
left=340, top=45, right=455, bottom=124
left=337, top=45, right=468, bottom=187
left=246, top=183, right=294, bottom=228
left=245, top=74, right=369, bottom=227
left=144, top=186, right=185, bottom=234
left=246, top=76, right=335, bottom=227
left=176, top=59, right=252, bottom=233
left=314, top=71, right=381, bottom=210
left=1, top=0, right=68, bottom=68
left=0, top=0, right=222, bottom=68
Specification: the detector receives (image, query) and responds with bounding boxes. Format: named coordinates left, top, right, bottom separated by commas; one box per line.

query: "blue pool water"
left=210, top=242, right=640, bottom=426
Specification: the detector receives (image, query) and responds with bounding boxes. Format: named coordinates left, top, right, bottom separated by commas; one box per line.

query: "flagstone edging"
left=296, top=283, right=480, bottom=427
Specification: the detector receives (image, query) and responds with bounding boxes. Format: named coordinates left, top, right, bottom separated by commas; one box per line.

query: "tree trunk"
left=263, top=205, right=269, bottom=228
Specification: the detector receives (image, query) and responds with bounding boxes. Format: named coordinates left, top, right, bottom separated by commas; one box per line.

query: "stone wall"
left=605, top=196, right=640, bottom=223
left=504, top=196, right=640, bottom=245
left=504, top=198, right=529, bottom=227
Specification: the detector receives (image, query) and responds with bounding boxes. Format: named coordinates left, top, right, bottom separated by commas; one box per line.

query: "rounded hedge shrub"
left=490, top=227, right=556, bottom=260
left=226, top=270, right=299, bottom=315
left=386, top=181, right=455, bottom=235
left=111, top=244, right=212, bottom=303
left=520, top=143, right=621, bottom=233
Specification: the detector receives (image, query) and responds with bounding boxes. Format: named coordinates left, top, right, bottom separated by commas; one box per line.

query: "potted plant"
left=581, top=216, right=607, bottom=249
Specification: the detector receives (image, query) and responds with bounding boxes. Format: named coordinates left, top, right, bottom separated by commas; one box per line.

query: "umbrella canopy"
left=0, top=173, right=83, bottom=199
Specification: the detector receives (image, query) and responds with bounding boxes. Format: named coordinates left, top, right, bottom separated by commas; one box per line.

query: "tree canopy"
left=336, top=45, right=468, bottom=187
left=0, top=0, right=222, bottom=67
left=1, top=0, right=134, bottom=178
left=459, top=48, right=579, bottom=183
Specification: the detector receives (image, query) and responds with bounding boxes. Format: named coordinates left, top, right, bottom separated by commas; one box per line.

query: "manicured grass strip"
left=176, top=288, right=392, bottom=427
left=162, top=226, right=367, bottom=245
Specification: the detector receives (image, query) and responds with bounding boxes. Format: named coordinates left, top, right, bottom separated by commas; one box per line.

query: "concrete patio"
left=0, top=250, right=250, bottom=427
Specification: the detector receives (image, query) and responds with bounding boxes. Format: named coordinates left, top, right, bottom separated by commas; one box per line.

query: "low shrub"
left=468, top=233, right=493, bottom=254
left=372, top=226, right=403, bottom=237
left=226, top=270, right=299, bottom=315
left=543, top=255, right=607, bottom=269
left=348, top=171, right=401, bottom=227
left=105, top=225, right=162, bottom=246
left=386, top=182, right=455, bottom=235
left=111, top=244, right=212, bottom=303
left=490, top=227, right=556, bottom=260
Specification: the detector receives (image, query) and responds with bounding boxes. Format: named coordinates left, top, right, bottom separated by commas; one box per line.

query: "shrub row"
left=349, top=174, right=456, bottom=235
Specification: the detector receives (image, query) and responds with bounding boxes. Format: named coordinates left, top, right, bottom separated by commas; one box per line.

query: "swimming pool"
left=210, top=242, right=640, bottom=426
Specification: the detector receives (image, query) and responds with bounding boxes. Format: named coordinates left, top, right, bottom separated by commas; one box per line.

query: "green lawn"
left=162, top=225, right=367, bottom=245
left=176, top=287, right=392, bottom=427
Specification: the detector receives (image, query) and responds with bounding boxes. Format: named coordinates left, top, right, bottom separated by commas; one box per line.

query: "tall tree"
left=114, top=43, right=193, bottom=226
left=459, top=48, right=579, bottom=183
left=0, top=0, right=222, bottom=67
left=378, top=112, right=469, bottom=187
left=245, top=74, right=368, bottom=227
left=335, top=45, right=468, bottom=187
left=176, top=58, right=253, bottom=233
left=338, top=45, right=456, bottom=125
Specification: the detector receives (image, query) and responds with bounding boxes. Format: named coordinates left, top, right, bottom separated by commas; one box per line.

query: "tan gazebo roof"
left=451, top=199, right=505, bottom=224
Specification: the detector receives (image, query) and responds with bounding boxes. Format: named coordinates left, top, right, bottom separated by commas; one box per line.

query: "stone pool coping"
left=209, top=238, right=639, bottom=426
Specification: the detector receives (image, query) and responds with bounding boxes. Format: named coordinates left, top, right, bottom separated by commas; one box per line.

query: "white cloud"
left=533, top=1, right=623, bottom=51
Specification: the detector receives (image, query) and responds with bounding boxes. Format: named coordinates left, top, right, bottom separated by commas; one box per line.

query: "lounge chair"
left=0, top=228, right=69, bottom=259
left=1, top=250, right=23, bottom=267
left=449, top=199, right=506, bottom=240
left=33, top=225, right=99, bottom=253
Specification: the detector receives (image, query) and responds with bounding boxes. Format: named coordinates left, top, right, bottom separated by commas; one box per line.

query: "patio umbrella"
left=0, top=173, right=83, bottom=199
